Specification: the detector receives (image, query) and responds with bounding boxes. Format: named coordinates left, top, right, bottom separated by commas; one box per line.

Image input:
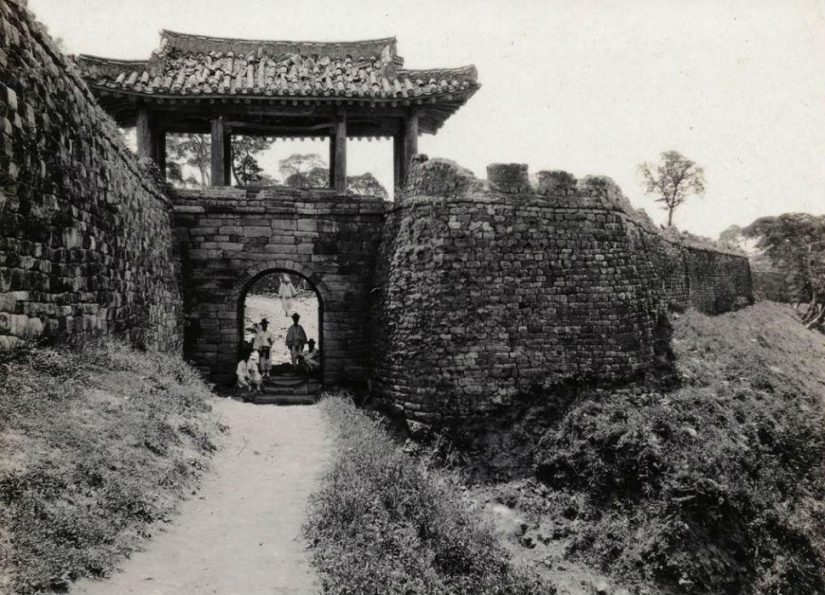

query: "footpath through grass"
left=304, top=395, right=555, bottom=595
left=0, top=340, right=222, bottom=595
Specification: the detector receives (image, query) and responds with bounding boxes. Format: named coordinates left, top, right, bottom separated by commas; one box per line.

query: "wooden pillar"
left=135, top=107, right=156, bottom=160
left=397, top=109, right=419, bottom=191
left=328, top=133, right=336, bottom=189
left=210, top=114, right=227, bottom=187
left=393, top=132, right=403, bottom=192
left=333, top=112, right=347, bottom=193
left=223, top=132, right=232, bottom=186
left=403, top=109, right=419, bottom=167
left=155, top=130, right=166, bottom=180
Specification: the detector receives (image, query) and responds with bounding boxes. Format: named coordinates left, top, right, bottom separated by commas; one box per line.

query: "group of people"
left=235, top=312, right=321, bottom=396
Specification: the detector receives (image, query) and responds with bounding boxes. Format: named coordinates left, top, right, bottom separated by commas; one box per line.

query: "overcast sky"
left=28, top=0, right=825, bottom=237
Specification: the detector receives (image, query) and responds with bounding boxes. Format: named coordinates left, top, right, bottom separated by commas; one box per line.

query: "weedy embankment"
left=0, top=340, right=223, bottom=595
left=304, top=395, right=555, bottom=595
left=465, top=302, right=825, bottom=595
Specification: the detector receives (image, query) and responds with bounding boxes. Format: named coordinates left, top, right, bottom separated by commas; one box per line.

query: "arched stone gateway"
left=233, top=263, right=327, bottom=372
left=174, top=188, right=386, bottom=385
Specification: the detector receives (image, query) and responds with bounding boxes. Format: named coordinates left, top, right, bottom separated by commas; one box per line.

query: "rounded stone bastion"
left=369, top=158, right=668, bottom=423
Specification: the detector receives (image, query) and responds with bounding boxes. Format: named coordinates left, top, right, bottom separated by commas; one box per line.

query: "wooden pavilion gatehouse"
left=77, top=31, right=480, bottom=192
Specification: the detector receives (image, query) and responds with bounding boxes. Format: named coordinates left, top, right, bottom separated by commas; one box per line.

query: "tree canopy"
left=280, top=154, right=388, bottom=198
left=347, top=172, right=389, bottom=199
left=278, top=153, right=326, bottom=181
left=638, top=150, right=706, bottom=227
left=285, top=166, right=329, bottom=190
left=743, top=213, right=825, bottom=329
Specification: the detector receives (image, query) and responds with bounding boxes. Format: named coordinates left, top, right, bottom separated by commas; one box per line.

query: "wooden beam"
left=333, top=112, right=347, bottom=193
left=225, top=121, right=335, bottom=132
left=210, top=114, right=227, bottom=187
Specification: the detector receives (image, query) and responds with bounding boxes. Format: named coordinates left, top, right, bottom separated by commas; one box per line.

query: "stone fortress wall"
left=0, top=0, right=182, bottom=351
left=1, top=2, right=753, bottom=423
left=370, top=160, right=752, bottom=422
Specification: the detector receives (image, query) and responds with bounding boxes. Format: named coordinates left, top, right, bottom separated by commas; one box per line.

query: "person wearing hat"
left=285, top=312, right=307, bottom=367
left=304, top=338, right=320, bottom=371
left=253, top=318, right=274, bottom=378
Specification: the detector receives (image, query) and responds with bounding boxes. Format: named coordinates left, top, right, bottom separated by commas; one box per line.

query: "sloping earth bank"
left=454, top=302, right=825, bottom=595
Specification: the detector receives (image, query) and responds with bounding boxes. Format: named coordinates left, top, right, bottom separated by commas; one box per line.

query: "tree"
left=231, top=136, right=275, bottom=187
left=347, top=172, right=388, bottom=199
left=166, top=134, right=210, bottom=188
left=718, top=224, right=743, bottom=248
left=165, top=134, right=276, bottom=188
left=638, top=151, right=706, bottom=227
left=743, top=214, right=825, bottom=329
left=285, top=166, right=329, bottom=189
left=277, top=152, right=389, bottom=196
left=278, top=153, right=326, bottom=181
left=165, top=161, right=200, bottom=189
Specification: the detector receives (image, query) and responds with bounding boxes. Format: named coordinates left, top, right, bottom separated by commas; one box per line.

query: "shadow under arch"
left=231, top=260, right=332, bottom=382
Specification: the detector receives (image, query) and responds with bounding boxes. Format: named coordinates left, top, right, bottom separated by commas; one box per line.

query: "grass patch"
left=304, top=395, right=554, bottom=595
left=531, top=303, right=825, bottom=594
left=0, top=340, right=222, bottom=594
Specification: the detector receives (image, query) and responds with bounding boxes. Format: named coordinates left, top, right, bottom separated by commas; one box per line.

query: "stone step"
left=263, top=380, right=321, bottom=391
left=263, top=378, right=321, bottom=389
left=252, top=393, right=318, bottom=405
left=264, top=376, right=313, bottom=387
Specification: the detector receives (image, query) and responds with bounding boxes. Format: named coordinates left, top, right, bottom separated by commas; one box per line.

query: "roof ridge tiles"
left=161, top=29, right=398, bottom=47
left=159, top=29, right=399, bottom=61
left=76, top=54, right=149, bottom=66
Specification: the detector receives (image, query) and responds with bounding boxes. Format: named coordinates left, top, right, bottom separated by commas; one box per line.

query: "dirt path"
left=72, top=399, right=330, bottom=595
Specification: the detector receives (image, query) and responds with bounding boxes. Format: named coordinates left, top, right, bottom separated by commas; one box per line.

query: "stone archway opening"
left=238, top=269, right=323, bottom=382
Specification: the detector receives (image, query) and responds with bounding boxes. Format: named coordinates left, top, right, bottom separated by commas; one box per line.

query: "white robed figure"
left=278, top=274, right=297, bottom=317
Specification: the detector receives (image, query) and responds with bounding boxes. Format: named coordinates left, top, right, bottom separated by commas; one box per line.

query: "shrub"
left=304, top=395, right=554, bottom=595
left=534, top=305, right=825, bottom=594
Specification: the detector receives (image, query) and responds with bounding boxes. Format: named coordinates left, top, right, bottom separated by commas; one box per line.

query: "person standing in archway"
left=253, top=318, right=274, bottom=378
left=278, top=274, right=297, bottom=317
left=285, top=313, right=307, bottom=367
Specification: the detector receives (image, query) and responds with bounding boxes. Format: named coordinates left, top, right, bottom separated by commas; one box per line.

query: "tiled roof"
left=76, top=30, right=478, bottom=102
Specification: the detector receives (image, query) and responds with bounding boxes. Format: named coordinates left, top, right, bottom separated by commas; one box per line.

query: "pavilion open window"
left=77, top=32, right=479, bottom=193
